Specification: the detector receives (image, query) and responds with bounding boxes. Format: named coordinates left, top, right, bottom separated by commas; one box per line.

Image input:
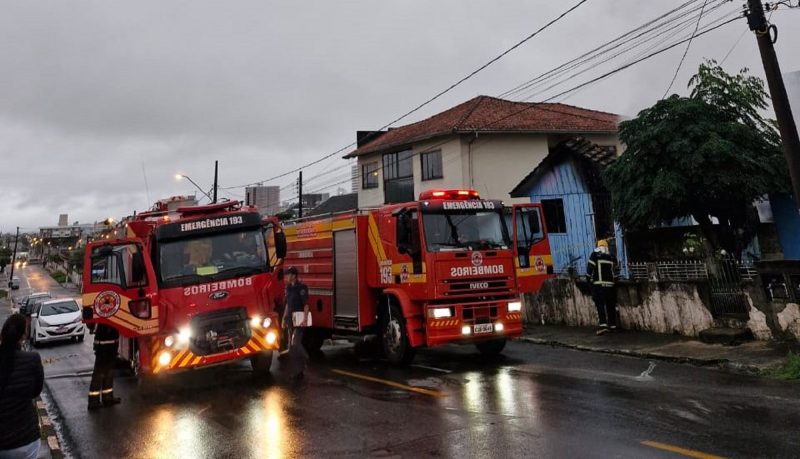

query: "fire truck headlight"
left=164, top=335, right=175, bottom=348
left=508, top=301, right=522, bottom=312
left=461, top=325, right=472, bottom=336
left=431, top=308, right=452, bottom=319
left=158, top=351, right=172, bottom=367
left=250, top=315, right=261, bottom=328
left=262, top=317, right=272, bottom=329
left=178, top=327, right=191, bottom=344
left=265, top=330, right=277, bottom=345
left=494, top=322, right=504, bottom=332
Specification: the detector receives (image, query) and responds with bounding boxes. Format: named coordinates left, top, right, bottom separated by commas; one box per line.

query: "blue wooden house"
left=511, top=137, right=628, bottom=275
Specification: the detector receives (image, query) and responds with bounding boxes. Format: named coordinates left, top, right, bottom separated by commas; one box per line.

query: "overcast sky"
left=1, top=1, right=798, bottom=232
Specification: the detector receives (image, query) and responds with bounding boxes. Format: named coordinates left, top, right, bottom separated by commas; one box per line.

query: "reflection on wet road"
left=7, top=265, right=800, bottom=458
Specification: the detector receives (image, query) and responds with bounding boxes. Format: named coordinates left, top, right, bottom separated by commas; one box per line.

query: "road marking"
left=411, top=364, right=452, bottom=374
left=332, top=369, right=447, bottom=397
left=641, top=440, right=726, bottom=459
left=636, top=361, right=656, bottom=381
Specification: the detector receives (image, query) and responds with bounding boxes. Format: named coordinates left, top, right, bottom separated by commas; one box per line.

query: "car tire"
left=78, top=334, right=85, bottom=343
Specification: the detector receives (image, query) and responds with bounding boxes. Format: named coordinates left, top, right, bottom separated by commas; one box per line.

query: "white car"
left=30, top=298, right=85, bottom=346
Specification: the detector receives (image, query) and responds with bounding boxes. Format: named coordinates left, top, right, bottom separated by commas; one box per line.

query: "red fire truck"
left=283, top=189, right=552, bottom=364
left=81, top=200, right=286, bottom=383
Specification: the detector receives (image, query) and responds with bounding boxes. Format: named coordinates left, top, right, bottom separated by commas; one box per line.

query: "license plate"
left=56, top=326, right=67, bottom=333
left=474, top=323, right=493, bottom=334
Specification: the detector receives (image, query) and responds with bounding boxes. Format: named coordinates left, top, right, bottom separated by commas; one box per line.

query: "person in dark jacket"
left=0, top=313, right=44, bottom=459
left=282, top=266, right=310, bottom=383
left=586, top=239, right=619, bottom=335
left=87, top=323, right=121, bottom=410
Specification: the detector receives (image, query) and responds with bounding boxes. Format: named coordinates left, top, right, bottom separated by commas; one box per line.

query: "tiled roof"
left=510, top=137, right=617, bottom=197
left=345, top=96, right=619, bottom=158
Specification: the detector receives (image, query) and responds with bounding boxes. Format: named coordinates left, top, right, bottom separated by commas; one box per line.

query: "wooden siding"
left=528, top=158, right=596, bottom=275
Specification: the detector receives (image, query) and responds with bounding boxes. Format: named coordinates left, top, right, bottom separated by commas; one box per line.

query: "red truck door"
left=509, top=203, right=552, bottom=293
left=81, top=239, right=159, bottom=337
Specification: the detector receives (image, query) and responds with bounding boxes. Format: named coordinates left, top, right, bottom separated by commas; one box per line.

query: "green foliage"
left=0, top=290, right=7, bottom=299
left=766, top=351, right=800, bottom=380
left=69, top=247, right=85, bottom=272
left=0, top=247, right=11, bottom=270
left=51, top=271, right=67, bottom=284
left=605, top=60, right=788, bottom=255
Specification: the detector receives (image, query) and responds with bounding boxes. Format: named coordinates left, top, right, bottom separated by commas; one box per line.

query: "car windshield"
left=40, top=300, right=79, bottom=316
left=158, top=229, right=267, bottom=285
left=422, top=210, right=510, bottom=252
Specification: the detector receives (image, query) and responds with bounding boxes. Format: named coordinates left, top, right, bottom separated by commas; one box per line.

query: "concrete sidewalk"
left=519, top=325, right=798, bottom=375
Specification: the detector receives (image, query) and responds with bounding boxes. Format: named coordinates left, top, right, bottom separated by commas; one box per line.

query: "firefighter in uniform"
left=586, top=239, right=619, bottom=335
left=87, top=323, right=121, bottom=410
left=282, top=266, right=310, bottom=382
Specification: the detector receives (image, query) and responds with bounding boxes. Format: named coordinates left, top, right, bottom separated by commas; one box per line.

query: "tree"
left=604, top=60, right=788, bottom=257
left=0, top=247, right=10, bottom=273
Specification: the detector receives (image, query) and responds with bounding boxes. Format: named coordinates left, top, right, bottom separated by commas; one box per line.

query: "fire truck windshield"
left=158, top=229, right=267, bottom=286
left=422, top=210, right=510, bottom=252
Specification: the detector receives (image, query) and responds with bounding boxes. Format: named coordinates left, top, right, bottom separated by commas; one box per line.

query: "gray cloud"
left=1, top=1, right=798, bottom=230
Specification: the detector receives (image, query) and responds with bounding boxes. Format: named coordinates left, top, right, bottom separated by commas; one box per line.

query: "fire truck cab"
left=81, top=200, right=286, bottom=383
left=284, top=189, right=552, bottom=364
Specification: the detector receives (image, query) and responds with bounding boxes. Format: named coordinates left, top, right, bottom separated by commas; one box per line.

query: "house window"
left=362, top=162, right=379, bottom=189
left=383, top=150, right=414, bottom=203
left=541, top=199, right=567, bottom=233
left=421, top=150, right=443, bottom=181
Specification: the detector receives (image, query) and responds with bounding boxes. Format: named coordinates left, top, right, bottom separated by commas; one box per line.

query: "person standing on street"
left=0, top=313, right=44, bottom=459
left=586, top=239, right=619, bottom=335
left=87, top=323, right=121, bottom=410
left=282, top=266, right=310, bottom=383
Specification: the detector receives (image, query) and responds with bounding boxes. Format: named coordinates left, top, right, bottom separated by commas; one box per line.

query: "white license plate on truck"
left=474, top=323, right=493, bottom=334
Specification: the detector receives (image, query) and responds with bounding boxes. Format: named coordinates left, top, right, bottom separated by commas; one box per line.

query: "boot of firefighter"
left=88, top=392, right=103, bottom=410
left=101, top=389, right=121, bottom=406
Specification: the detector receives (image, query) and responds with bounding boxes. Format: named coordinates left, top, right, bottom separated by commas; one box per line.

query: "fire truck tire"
left=381, top=303, right=416, bottom=365
left=475, top=339, right=507, bottom=356
left=302, top=329, right=326, bottom=357
left=251, top=350, right=274, bottom=375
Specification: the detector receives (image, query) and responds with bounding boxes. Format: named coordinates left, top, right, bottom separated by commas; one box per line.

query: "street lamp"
left=175, top=174, right=213, bottom=201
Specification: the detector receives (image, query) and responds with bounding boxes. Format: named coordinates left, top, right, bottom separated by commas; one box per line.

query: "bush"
left=768, top=351, right=800, bottom=380
left=51, top=271, right=67, bottom=284
left=0, top=290, right=7, bottom=299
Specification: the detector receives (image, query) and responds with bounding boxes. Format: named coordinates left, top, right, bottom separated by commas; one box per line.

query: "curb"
left=516, top=336, right=765, bottom=375
left=36, top=396, right=65, bottom=459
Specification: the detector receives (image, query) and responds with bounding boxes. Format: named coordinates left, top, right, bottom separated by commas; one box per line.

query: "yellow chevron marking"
left=191, top=356, right=202, bottom=366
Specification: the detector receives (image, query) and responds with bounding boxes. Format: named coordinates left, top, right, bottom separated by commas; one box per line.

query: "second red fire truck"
left=81, top=200, right=286, bottom=384
left=283, top=189, right=553, bottom=364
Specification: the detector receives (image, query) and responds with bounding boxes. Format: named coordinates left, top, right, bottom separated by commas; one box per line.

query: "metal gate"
left=708, top=258, right=750, bottom=318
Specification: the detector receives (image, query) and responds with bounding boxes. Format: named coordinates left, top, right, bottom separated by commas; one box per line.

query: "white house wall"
left=468, top=134, right=549, bottom=202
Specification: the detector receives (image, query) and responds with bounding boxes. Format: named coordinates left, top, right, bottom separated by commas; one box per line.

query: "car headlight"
left=262, top=317, right=272, bottom=328
left=164, top=335, right=175, bottom=347
left=73, top=316, right=83, bottom=324
left=430, top=308, right=452, bottom=319
left=38, top=319, right=51, bottom=327
left=508, top=301, right=522, bottom=312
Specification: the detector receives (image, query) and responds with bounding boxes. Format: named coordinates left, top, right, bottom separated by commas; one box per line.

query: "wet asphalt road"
left=6, top=265, right=800, bottom=459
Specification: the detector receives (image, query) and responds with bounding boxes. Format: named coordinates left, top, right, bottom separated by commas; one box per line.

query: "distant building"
left=301, top=193, right=330, bottom=210
left=58, top=214, right=68, bottom=226
left=306, top=193, right=358, bottom=217
left=245, top=186, right=281, bottom=216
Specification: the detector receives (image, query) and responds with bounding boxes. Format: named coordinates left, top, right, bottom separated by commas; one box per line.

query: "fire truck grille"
left=189, top=307, right=251, bottom=356
left=442, top=277, right=513, bottom=297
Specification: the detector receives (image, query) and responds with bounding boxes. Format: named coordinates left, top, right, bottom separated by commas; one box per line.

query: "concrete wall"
left=524, top=279, right=715, bottom=337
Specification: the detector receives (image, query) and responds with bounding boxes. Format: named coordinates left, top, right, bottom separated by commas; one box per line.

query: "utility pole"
left=298, top=170, right=303, bottom=218
left=746, top=0, right=800, bottom=207
left=8, top=227, right=19, bottom=287
left=212, top=160, right=219, bottom=204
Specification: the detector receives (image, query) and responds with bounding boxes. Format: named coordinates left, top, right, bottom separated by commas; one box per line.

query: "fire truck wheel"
left=251, top=350, right=274, bottom=375
left=381, top=303, right=416, bottom=365
left=475, top=339, right=507, bottom=357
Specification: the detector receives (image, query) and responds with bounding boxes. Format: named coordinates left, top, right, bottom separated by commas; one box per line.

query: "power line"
left=662, top=0, right=710, bottom=98
left=220, top=0, right=591, bottom=191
